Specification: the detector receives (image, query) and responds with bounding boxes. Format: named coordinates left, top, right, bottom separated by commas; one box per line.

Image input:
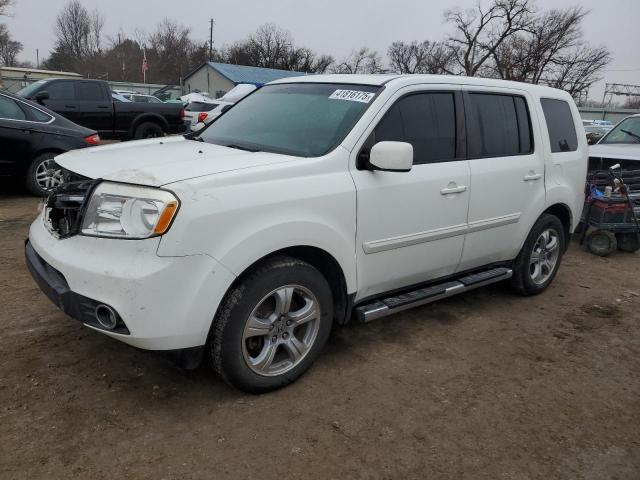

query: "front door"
left=351, top=88, right=471, bottom=300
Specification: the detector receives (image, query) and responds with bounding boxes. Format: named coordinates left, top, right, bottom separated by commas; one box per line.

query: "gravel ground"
left=1, top=182, right=639, bottom=480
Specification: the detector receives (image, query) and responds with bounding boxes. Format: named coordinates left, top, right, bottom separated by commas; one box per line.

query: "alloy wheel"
left=35, top=159, right=64, bottom=191
left=242, top=285, right=321, bottom=377
left=529, top=228, right=560, bottom=285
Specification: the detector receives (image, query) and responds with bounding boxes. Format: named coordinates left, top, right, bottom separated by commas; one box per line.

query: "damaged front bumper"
left=26, top=216, right=236, bottom=351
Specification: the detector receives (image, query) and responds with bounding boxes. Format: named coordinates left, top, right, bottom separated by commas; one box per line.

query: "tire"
left=133, top=121, right=164, bottom=140
left=616, top=233, right=640, bottom=253
left=210, top=256, right=333, bottom=393
left=24, top=153, right=64, bottom=196
left=510, top=214, right=565, bottom=296
left=586, top=228, right=617, bottom=256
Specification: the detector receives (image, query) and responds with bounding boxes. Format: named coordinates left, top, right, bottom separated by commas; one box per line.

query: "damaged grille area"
left=44, top=179, right=97, bottom=238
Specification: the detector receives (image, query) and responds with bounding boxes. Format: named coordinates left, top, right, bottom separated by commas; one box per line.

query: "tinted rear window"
left=467, top=94, right=520, bottom=158
left=541, top=98, right=578, bottom=153
left=77, top=82, right=104, bottom=101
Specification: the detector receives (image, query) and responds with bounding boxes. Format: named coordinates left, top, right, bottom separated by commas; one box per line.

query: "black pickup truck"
left=17, top=79, right=186, bottom=140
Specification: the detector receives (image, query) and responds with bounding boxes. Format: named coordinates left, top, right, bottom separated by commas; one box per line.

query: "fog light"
left=95, top=304, right=118, bottom=330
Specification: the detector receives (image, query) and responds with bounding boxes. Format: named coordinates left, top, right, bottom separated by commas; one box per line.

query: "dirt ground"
left=1, top=179, right=639, bottom=480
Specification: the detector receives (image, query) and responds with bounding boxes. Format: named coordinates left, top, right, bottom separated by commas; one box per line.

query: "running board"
left=355, top=267, right=513, bottom=323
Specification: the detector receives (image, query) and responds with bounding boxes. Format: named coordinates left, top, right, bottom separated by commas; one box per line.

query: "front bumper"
left=26, top=217, right=236, bottom=350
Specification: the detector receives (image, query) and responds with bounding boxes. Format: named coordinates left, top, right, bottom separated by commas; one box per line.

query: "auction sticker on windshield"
left=329, top=89, right=376, bottom=103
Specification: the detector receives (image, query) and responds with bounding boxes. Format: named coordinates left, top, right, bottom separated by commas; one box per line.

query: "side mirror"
left=35, top=91, right=50, bottom=104
left=369, top=141, right=413, bottom=172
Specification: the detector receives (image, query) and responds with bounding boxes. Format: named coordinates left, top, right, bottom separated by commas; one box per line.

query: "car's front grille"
left=43, top=180, right=96, bottom=238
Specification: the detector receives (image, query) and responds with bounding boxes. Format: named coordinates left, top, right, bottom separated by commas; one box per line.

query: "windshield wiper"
left=620, top=129, right=640, bottom=143
left=226, top=144, right=260, bottom=152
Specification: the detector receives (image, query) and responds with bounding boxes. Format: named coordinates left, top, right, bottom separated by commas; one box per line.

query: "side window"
left=541, top=98, right=578, bottom=153
left=0, top=95, right=27, bottom=120
left=24, top=103, right=52, bottom=122
left=46, top=81, right=75, bottom=101
left=77, top=82, right=104, bottom=101
left=374, top=92, right=457, bottom=164
left=467, top=93, right=521, bottom=158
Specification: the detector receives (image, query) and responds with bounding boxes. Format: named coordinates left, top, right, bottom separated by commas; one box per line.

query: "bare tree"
left=388, top=40, right=454, bottom=74
left=0, top=23, right=21, bottom=65
left=0, top=0, right=12, bottom=16
left=223, top=24, right=333, bottom=73
left=54, top=0, right=102, bottom=58
left=332, top=48, right=383, bottom=74
left=445, top=0, right=534, bottom=76
left=542, top=44, right=611, bottom=98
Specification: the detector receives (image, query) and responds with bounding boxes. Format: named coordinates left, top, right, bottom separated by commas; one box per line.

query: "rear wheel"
left=133, top=121, right=164, bottom=139
left=616, top=233, right=640, bottom=253
left=25, top=153, right=64, bottom=196
left=511, top=214, right=565, bottom=296
left=586, top=228, right=617, bottom=256
left=210, top=256, right=333, bottom=393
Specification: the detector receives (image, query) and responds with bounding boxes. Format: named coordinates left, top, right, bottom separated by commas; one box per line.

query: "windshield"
left=16, top=80, right=47, bottom=98
left=198, top=83, right=380, bottom=157
left=600, top=117, right=640, bottom=144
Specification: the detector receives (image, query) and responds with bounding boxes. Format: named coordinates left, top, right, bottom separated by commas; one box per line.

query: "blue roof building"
left=183, top=62, right=305, bottom=98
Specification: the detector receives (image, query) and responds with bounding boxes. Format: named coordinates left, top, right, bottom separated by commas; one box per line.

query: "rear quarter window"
left=541, top=98, right=578, bottom=153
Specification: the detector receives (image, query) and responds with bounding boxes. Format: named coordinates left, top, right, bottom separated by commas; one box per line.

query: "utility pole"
left=36, top=49, right=39, bottom=69
left=209, top=19, right=214, bottom=60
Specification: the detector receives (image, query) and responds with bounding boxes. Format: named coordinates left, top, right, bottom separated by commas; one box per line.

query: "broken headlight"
left=81, top=182, right=179, bottom=239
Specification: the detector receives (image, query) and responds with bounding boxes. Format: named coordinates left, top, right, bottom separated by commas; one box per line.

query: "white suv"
left=26, top=74, right=587, bottom=393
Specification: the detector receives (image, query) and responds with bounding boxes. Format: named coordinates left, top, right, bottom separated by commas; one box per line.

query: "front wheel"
left=210, top=256, right=333, bottom=393
left=511, top=214, right=565, bottom=296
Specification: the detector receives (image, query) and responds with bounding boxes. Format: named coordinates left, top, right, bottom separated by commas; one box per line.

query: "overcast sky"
left=4, top=0, right=640, bottom=99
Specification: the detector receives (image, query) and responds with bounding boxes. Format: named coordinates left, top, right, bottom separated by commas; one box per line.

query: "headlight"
left=81, top=182, right=179, bottom=239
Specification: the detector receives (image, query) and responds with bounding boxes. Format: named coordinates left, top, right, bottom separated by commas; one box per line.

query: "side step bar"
left=355, top=267, right=512, bottom=323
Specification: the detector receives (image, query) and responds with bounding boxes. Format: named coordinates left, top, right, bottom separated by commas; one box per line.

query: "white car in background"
left=185, top=84, right=257, bottom=131
left=121, top=93, right=164, bottom=104
left=589, top=114, right=640, bottom=170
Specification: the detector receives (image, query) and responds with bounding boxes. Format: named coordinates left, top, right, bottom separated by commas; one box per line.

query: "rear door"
left=75, top=81, right=113, bottom=134
left=457, top=88, right=546, bottom=271
left=351, top=86, right=471, bottom=300
left=0, top=94, right=36, bottom=167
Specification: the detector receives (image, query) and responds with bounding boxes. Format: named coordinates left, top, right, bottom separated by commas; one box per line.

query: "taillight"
left=179, top=108, right=186, bottom=121
left=197, top=112, right=208, bottom=123
left=84, top=134, right=101, bottom=146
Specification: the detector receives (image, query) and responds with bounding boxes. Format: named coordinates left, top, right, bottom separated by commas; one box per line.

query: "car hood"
left=55, top=136, right=296, bottom=186
left=589, top=143, right=640, bottom=161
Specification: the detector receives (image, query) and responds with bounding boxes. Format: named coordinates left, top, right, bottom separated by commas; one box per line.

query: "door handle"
left=97, top=105, right=109, bottom=109
left=440, top=185, right=468, bottom=195
left=523, top=173, right=542, bottom=181
left=64, top=105, right=77, bottom=109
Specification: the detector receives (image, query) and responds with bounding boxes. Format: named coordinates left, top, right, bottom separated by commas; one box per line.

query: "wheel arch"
left=543, top=203, right=573, bottom=252
left=129, top=113, right=168, bottom=136
left=222, top=245, right=352, bottom=326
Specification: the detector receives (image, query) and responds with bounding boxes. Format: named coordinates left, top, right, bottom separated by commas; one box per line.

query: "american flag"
left=142, top=50, right=149, bottom=72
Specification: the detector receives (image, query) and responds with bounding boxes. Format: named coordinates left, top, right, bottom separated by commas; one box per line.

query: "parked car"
left=121, top=93, right=164, bottom=104
left=186, top=84, right=257, bottom=131
left=0, top=90, right=99, bottom=196
left=588, top=114, right=640, bottom=171
left=584, top=124, right=610, bottom=144
left=26, top=75, right=587, bottom=393
left=17, top=79, right=186, bottom=140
